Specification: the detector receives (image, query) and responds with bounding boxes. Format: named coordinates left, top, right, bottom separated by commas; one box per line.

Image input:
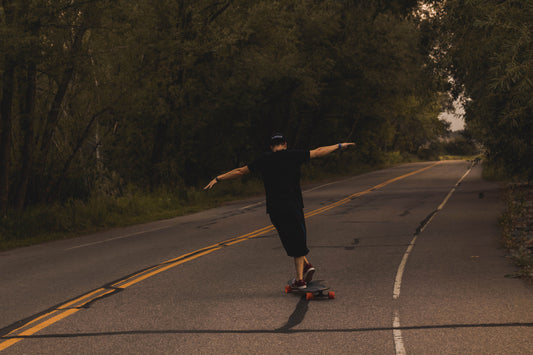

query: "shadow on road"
left=3, top=322, right=532, bottom=339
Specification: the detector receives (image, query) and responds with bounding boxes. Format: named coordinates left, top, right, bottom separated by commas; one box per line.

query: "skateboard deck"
left=285, top=280, right=335, bottom=300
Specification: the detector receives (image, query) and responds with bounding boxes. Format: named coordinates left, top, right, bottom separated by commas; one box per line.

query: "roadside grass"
left=481, top=158, right=533, bottom=281
left=500, top=183, right=533, bottom=282
left=439, top=154, right=482, bottom=161
left=0, top=179, right=264, bottom=251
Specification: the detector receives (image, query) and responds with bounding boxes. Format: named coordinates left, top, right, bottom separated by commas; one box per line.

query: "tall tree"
left=437, top=0, right=533, bottom=179
left=1, top=0, right=449, bottom=213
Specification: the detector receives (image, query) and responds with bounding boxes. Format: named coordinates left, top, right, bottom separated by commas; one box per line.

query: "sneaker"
left=290, top=278, right=307, bottom=290
left=303, top=263, right=315, bottom=283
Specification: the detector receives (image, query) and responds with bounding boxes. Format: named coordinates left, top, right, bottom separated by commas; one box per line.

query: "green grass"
left=439, top=154, right=482, bottom=161
left=0, top=180, right=265, bottom=251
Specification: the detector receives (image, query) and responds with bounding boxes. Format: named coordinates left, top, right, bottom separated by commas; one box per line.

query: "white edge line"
left=393, top=235, right=418, bottom=300
left=305, top=180, right=342, bottom=193
left=239, top=201, right=264, bottom=210
left=65, top=228, right=166, bottom=251
left=393, top=310, right=407, bottom=355
left=457, top=167, right=473, bottom=186
left=437, top=188, right=456, bottom=211
left=392, top=164, right=474, bottom=355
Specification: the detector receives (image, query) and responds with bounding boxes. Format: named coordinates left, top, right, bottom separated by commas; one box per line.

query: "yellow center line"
left=1, top=309, right=79, bottom=351
left=118, top=247, right=224, bottom=289
left=305, top=162, right=441, bottom=218
left=0, top=161, right=441, bottom=352
left=57, top=288, right=109, bottom=310
left=4, top=310, right=59, bottom=338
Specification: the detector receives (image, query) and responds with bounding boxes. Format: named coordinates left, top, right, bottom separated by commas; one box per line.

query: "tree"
left=1, top=0, right=123, bottom=211
left=1, top=0, right=449, bottom=214
left=437, top=0, right=533, bottom=179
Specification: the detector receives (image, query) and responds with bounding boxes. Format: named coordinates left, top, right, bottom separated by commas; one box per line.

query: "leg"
left=302, top=256, right=315, bottom=282
left=269, top=209, right=310, bottom=285
left=294, top=256, right=306, bottom=281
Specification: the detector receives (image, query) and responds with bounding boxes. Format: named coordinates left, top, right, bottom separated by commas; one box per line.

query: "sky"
left=438, top=98, right=465, bottom=131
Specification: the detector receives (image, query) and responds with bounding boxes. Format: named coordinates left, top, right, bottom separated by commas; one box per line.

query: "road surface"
left=1, top=161, right=532, bottom=354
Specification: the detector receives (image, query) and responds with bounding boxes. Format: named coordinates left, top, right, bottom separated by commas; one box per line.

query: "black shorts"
left=269, top=208, right=309, bottom=257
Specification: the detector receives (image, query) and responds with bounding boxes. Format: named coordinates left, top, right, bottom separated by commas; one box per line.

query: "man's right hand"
left=310, top=142, right=356, bottom=159
left=339, top=142, right=356, bottom=150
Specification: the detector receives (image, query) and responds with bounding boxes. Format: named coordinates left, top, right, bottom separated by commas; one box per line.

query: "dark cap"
left=270, top=133, right=287, bottom=146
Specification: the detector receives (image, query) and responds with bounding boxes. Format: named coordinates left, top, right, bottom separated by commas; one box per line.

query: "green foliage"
left=0, top=181, right=263, bottom=250
left=437, top=0, right=533, bottom=180
left=500, top=183, right=533, bottom=280
left=442, top=137, right=479, bottom=157
left=1, top=0, right=448, bottom=220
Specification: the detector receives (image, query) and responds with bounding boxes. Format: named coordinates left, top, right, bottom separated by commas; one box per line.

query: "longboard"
left=285, top=280, right=335, bottom=300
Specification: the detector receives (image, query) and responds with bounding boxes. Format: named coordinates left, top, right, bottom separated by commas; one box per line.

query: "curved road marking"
left=0, top=162, right=442, bottom=352
left=392, top=164, right=473, bottom=354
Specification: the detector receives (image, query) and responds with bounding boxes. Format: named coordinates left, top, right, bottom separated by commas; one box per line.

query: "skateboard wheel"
left=306, top=293, right=314, bottom=301
left=285, top=286, right=292, bottom=293
left=328, top=291, right=335, bottom=299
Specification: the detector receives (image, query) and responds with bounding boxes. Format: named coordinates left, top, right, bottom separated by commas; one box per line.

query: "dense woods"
left=1, top=0, right=530, bottom=273
left=436, top=0, right=533, bottom=180
left=1, top=0, right=451, bottom=216
left=4, top=0, right=532, bottom=222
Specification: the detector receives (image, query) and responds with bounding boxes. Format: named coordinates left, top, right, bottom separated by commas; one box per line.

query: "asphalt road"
left=1, top=161, right=532, bottom=354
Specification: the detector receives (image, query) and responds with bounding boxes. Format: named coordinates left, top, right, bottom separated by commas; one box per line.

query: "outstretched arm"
left=204, top=166, right=250, bottom=190
left=310, top=142, right=355, bottom=159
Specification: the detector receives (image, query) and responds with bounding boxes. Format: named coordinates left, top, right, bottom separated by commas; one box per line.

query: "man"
left=204, top=133, right=355, bottom=289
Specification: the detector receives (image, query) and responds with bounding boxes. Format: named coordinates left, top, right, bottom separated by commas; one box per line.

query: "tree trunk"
left=0, top=63, right=15, bottom=214
left=149, top=116, right=169, bottom=189
left=14, top=63, right=37, bottom=211
left=47, top=107, right=109, bottom=201
left=37, top=25, right=87, bottom=202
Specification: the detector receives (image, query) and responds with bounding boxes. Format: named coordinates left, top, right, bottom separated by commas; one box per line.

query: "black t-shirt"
left=248, top=149, right=310, bottom=213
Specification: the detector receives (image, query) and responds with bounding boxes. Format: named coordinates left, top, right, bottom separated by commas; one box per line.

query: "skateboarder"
left=204, top=133, right=355, bottom=289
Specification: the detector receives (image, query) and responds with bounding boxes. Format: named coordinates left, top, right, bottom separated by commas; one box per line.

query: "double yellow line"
left=305, top=161, right=440, bottom=218
left=0, top=161, right=441, bottom=351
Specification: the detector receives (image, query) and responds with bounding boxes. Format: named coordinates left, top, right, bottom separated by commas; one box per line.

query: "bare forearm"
left=310, top=142, right=355, bottom=159
left=204, top=166, right=250, bottom=190
left=310, top=144, right=340, bottom=158
left=218, top=166, right=249, bottom=181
